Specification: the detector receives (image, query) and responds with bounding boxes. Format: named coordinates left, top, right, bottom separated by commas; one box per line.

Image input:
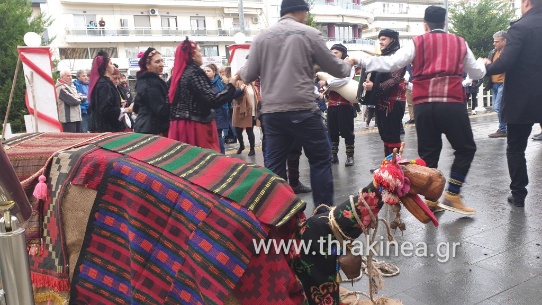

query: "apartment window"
left=201, top=45, right=219, bottom=57
left=190, top=17, right=206, bottom=30
left=125, top=47, right=140, bottom=58
left=162, top=16, right=177, bottom=29
left=382, top=3, right=390, bottom=13
left=134, top=15, right=151, bottom=28
left=232, top=18, right=248, bottom=30
left=336, top=26, right=352, bottom=42
left=60, top=47, right=118, bottom=60
left=74, top=14, right=96, bottom=28
left=161, top=47, right=176, bottom=58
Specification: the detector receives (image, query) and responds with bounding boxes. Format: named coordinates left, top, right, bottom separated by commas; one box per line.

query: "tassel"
left=33, top=175, right=48, bottom=200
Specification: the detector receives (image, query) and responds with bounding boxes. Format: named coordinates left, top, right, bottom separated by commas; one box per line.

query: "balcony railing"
left=66, top=27, right=261, bottom=37
left=313, top=0, right=372, bottom=13
left=325, top=37, right=376, bottom=47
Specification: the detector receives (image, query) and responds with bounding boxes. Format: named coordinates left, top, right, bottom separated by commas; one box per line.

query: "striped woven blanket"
left=5, top=133, right=305, bottom=304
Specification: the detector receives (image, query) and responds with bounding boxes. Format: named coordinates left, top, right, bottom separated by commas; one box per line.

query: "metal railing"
left=67, top=28, right=262, bottom=37
left=312, top=0, right=363, bottom=10
left=325, top=38, right=376, bottom=47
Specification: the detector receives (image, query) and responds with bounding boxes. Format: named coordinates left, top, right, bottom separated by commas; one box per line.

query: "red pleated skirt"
left=168, top=120, right=220, bottom=153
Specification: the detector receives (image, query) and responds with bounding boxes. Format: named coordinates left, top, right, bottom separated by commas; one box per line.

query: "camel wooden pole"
left=1, top=58, right=21, bottom=143
left=25, top=72, right=38, bottom=132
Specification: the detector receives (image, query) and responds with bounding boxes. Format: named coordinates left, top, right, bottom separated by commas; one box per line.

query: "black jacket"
left=89, top=76, right=125, bottom=132
left=133, top=72, right=170, bottom=134
left=486, top=5, right=542, bottom=124
left=170, top=63, right=236, bottom=124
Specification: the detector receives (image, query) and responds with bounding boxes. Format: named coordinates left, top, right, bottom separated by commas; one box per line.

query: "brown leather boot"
left=425, top=199, right=445, bottom=213
left=439, top=193, right=476, bottom=215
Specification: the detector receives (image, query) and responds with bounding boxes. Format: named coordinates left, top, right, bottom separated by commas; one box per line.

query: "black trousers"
left=261, top=110, right=333, bottom=206
left=327, top=105, right=355, bottom=145
left=61, top=121, right=82, bottom=133
left=507, top=123, right=533, bottom=200
left=414, top=102, right=476, bottom=177
left=376, top=101, right=405, bottom=146
left=466, top=93, right=478, bottom=110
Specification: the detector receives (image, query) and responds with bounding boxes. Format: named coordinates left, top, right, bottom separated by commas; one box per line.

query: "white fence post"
left=475, top=90, right=489, bottom=113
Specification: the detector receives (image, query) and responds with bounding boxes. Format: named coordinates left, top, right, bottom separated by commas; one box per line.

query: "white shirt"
left=360, top=35, right=486, bottom=80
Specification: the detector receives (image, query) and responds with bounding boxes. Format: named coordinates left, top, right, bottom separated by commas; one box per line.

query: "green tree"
left=449, top=0, right=515, bottom=58
left=0, top=0, right=51, bottom=134
left=306, top=1, right=319, bottom=29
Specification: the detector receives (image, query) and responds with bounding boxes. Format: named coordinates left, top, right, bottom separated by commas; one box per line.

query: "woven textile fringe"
left=31, top=273, right=70, bottom=292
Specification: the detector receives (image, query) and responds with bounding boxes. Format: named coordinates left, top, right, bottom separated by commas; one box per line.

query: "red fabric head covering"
left=168, top=37, right=198, bottom=103
left=88, top=55, right=105, bottom=103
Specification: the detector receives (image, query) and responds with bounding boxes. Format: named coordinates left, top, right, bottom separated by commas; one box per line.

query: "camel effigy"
left=2, top=132, right=443, bottom=305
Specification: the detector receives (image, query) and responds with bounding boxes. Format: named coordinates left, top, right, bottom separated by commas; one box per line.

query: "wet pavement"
left=229, top=112, right=542, bottom=305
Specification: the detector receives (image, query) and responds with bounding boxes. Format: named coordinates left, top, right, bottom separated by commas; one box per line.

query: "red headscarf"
left=168, top=37, right=198, bottom=103
left=88, top=55, right=105, bottom=103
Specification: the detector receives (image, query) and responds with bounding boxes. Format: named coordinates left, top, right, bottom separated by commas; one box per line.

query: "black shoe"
left=345, top=156, right=354, bottom=167
left=369, top=168, right=376, bottom=173
left=236, top=146, right=244, bottom=154
left=507, top=194, right=525, bottom=207
left=248, top=149, right=255, bottom=156
left=291, top=182, right=312, bottom=194
left=331, top=153, right=339, bottom=164
left=405, top=119, right=415, bottom=124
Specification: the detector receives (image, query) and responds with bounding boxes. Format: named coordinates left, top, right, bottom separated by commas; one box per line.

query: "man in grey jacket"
left=239, top=0, right=355, bottom=207
left=56, top=70, right=83, bottom=132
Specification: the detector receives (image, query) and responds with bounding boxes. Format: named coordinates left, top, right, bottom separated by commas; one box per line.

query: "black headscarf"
left=330, top=44, right=348, bottom=59
left=378, top=29, right=401, bottom=56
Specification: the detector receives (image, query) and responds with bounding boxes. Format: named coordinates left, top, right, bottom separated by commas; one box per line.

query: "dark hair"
left=426, top=21, right=445, bottom=31
left=97, top=50, right=110, bottom=76
left=205, top=64, right=218, bottom=75
left=137, top=47, right=161, bottom=77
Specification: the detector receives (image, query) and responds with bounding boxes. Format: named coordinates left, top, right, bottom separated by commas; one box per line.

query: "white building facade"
left=32, top=0, right=520, bottom=73
left=34, top=0, right=269, bottom=75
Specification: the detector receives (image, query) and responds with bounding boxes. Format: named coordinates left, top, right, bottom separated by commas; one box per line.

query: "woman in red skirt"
left=168, top=37, right=236, bottom=152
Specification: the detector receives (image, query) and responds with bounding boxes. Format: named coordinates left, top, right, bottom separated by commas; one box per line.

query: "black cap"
left=378, top=29, right=399, bottom=40
left=424, top=6, right=446, bottom=23
left=280, top=0, right=310, bottom=17
left=330, top=43, right=348, bottom=59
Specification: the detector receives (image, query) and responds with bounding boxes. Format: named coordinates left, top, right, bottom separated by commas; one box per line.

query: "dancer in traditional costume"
left=168, top=37, right=236, bottom=152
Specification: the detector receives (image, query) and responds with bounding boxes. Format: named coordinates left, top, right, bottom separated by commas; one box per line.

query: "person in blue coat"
left=205, top=64, right=229, bottom=154
left=73, top=69, right=90, bottom=132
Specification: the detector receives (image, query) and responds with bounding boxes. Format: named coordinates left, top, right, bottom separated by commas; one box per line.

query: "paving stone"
left=233, top=114, right=542, bottom=304
left=486, top=275, right=542, bottom=304
left=474, top=241, right=542, bottom=281
left=402, top=265, right=525, bottom=305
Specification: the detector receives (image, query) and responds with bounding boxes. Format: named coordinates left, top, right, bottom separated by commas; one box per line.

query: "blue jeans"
left=81, top=113, right=90, bottom=133
left=261, top=110, right=333, bottom=206
left=492, top=83, right=505, bottom=132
